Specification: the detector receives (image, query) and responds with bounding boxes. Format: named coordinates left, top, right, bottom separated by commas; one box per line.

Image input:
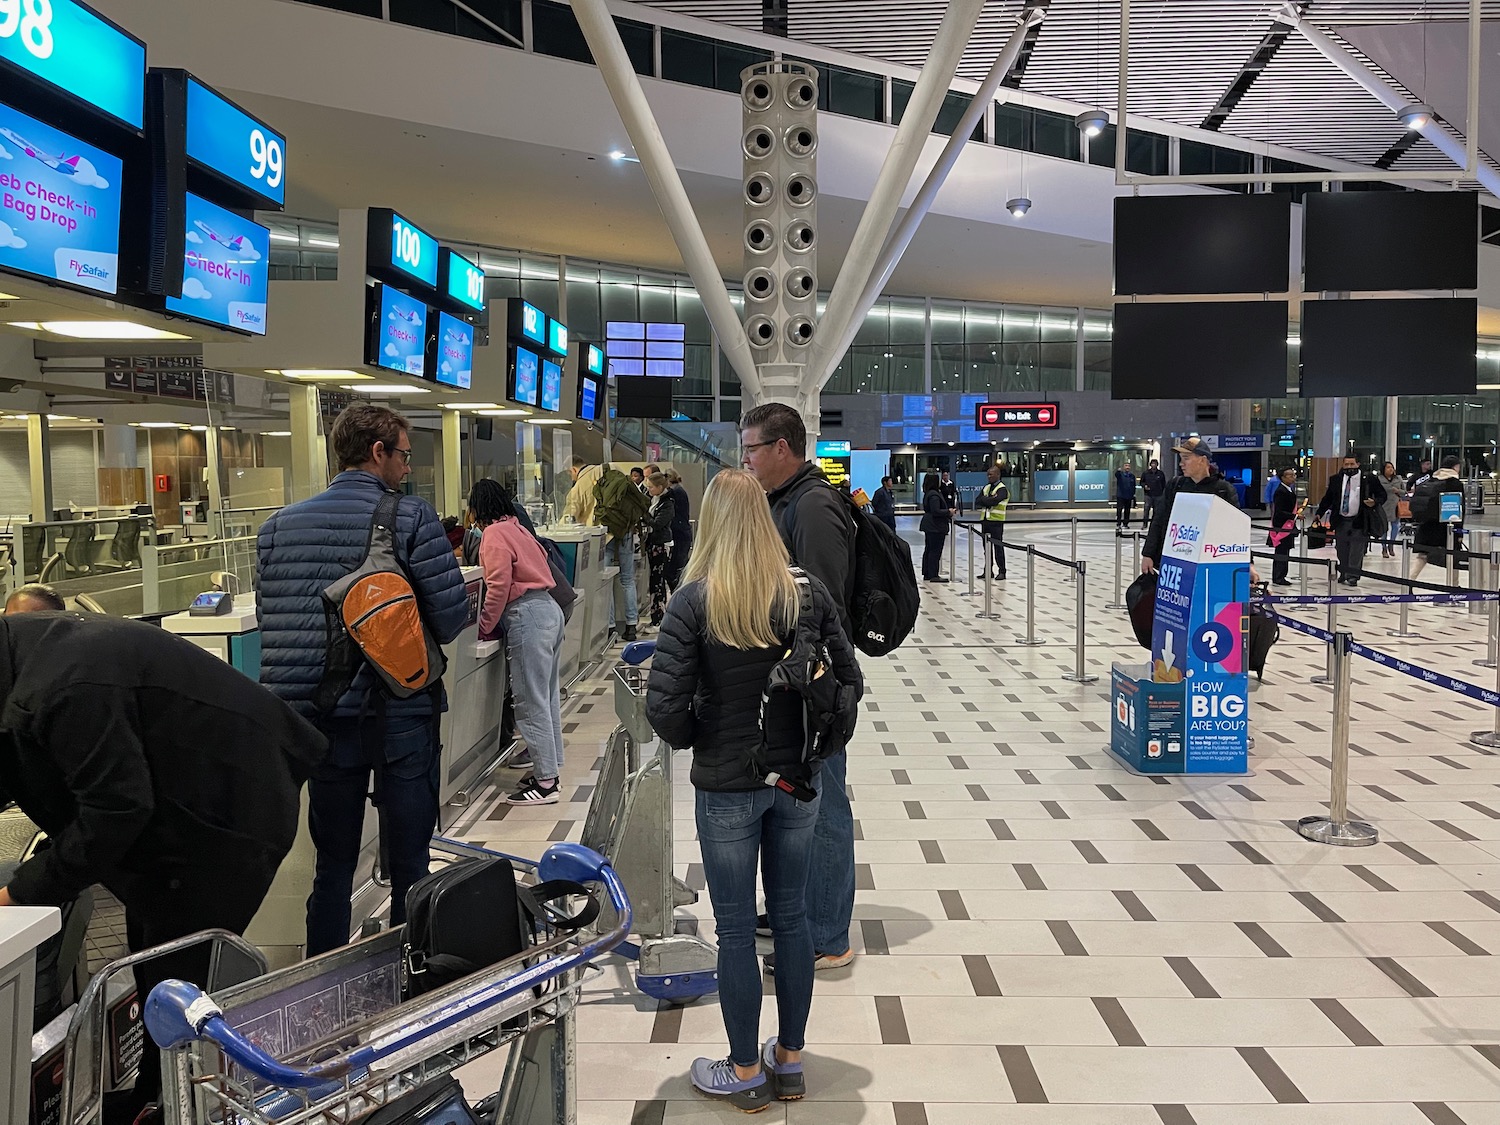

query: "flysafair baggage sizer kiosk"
left=1110, top=494, right=1252, bottom=775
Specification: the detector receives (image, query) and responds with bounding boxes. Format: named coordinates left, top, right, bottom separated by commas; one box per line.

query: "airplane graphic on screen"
left=388, top=305, right=422, bottom=324
left=445, top=325, right=468, bottom=343
left=0, top=127, right=86, bottom=177
left=191, top=220, right=261, bottom=261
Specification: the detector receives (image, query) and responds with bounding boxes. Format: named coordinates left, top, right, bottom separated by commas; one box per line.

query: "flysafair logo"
left=68, top=259, right=110, bottom=280
left=1202, top=542, right=1249, bottom=558
left=235, top=308, right=264, bottom=328
left=1168, top=522, right=1200, bottom=551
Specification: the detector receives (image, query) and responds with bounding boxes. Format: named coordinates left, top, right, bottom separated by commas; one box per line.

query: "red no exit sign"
left=975, top=402, right=1060, bottom=430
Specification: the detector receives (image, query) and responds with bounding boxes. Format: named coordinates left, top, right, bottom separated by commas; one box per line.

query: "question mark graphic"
left=1205, top=632, right=1219, bottom=655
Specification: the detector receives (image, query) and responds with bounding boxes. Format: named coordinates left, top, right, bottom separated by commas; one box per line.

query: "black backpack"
left=402, top=857, right=597, bottom=998
left=1409, top=477, right=1443, bottom=524
left=784, top=477, right=920, bottom=657
left=752, top=569, right=859, bottom=801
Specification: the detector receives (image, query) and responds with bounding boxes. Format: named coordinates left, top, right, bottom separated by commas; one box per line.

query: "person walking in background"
left=1315, top=454, right=1386, bottom=587
left=871, top=475, right=898, bottom=532
left=1140, top=459, right=1167, bottom=531
left=469, top=479, right=567, bottom=806
left=1114, top=462, right=1137, bottom=532
left=646, top=469, right=862, bottom=1111
left=643, top=471, right=676, bottom=627
left=1377, top=461, right=1402, bottom=558
left=940, top=469, right=961, bottom=515
left=920, top=471, right=954, bottom=583
left=1409, top=454, right=1466, bottom=578
left=1408, top=457, right=1434, bottom=492
left=665, top=470, right=693, bottom=591
left=973, top=463, right=1009, bottom=580
left=565, top=456, right=644, bottom=642
left=1269, top=467, right=1299, bottom=586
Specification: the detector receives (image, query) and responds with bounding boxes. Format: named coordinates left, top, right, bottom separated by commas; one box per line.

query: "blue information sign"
left=512, top=346, right=539, bottom=406
left=442, top=248, right=484, bottom=312
left=369, top=285, right=427, bottom=377
left=433, top=311, right=473, bottom=390
left=165, top=193, right=269, bottom=335
left=585, top=343, right=604, bottom=376
left=579, top=375, right=599, bottom=422
left=185, top=77, right=285, bottom=208
left=0, top=99, right=122, bottom=294
left=0, top=0, right=145, bottom=128
left=540, top=358, right=562, bottom=412
left=546, top=317, right=568, bottom=357
left=368, top=209, right=438, bottom=291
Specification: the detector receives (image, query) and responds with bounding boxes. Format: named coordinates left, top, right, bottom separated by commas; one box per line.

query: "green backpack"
left=593, top=467, right=651, bottom=540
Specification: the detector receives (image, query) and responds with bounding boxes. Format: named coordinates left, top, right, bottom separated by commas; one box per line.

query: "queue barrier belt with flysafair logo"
left=1110, top=494, right=1251, bottom=775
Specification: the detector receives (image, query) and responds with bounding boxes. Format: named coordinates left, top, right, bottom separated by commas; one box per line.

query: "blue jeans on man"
left=305, top=714, right=441, bottom=956
left=605, top=533, right=639, bottom=629
left=696, top=779, right=821, bottom=1066
left=805, top=750, right=854, bottom=956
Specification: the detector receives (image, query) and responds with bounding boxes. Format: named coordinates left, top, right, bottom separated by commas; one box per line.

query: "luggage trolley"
left=580, top=640, right=718, bottom=1003
left=143, top=842, right=631, bottom=1125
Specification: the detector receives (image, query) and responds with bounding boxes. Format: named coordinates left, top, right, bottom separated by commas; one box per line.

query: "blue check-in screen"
left=165, top=193, right=269, bottom=334
left=0, top=99, right=122, bottom=294
left=372, top=285, right=427, bottom=377
left=434, top=311, right=473, bottom=389
left=512, top=346, right=539, bottom=406
left=185, top=78, right=285, bottom=208
left=0, top=0, right=145, bottom=129
left=541, top=358, right=562, bottom=412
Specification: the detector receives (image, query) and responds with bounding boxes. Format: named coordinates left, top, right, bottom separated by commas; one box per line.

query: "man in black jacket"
left=1142, top=438, right=1242, bottom=573
left=665, top=470, right=693, bottom=590
left=940, top=470, right=961, bottom=516
left=871, top=475, right=898, bottom=531
left=1140, top=459, right=1167, bottom=531
left=0, top=613, right=326, bottom=1122
left=1316, top=454, right=1387, bottom=586
left=741, top=402, right=858, bottom=972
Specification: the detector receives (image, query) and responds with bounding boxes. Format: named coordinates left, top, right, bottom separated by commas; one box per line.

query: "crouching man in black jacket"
left=0, top=613, right=327, bottom=1124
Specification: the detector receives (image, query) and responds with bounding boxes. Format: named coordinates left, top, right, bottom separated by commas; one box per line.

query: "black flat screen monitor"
left=615, top=376, right=673, bottom=419
left=1111, top=301, right=1289, bottom=399
left=1300, top=297, right=1476, bottom=397
left=1114, top=194, right=1292, bottom=295
left=1303, top=191, right=1478, bottom=293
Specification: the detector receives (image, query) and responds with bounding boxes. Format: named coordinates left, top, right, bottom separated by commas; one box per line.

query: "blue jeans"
left=605, top=534, right=639, bottom=628
left=305, top=714, right=441, bottom=956
left=504, top=589, right=566, bottom=780
left=696, top=780, right=821, bottom=1067
left=807, top=750, right=854, bottom=956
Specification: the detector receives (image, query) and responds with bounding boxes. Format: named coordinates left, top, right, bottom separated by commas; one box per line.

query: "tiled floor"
left=451, top=518, right=1500, bottom=1123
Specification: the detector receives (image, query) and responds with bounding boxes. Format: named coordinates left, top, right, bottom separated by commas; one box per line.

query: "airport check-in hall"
left=0, top=0, right=1498, bottom=1122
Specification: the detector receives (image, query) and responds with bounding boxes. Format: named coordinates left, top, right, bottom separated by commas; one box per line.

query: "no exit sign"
left=975, top=402, right=1060, bottom=430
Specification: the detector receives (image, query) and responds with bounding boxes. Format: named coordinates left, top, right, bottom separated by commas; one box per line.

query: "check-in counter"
left=438, top=566, right=506, bottom=805
left=541, top=525, right=609, bottom=682
left=161, top=602, right=262, bottom=679
left=2, top=907, right=59, bottom=1123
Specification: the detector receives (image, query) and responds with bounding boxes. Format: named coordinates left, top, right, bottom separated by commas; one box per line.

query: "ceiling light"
left=46, top=414, right=74, bottom=421
left=277, top=369, right=370, bottom=381
left=477, top=408, right=532, bottom=417
left=0, top=291, right=19, bottom=301
left=1006, top=197, right=1032, bottom=218
left=268, top=232, right=301, bottom=244
left=609, top=150, right=626, bottom=161
left=441, top=401, right=502, bottom=410
left=307, top=237, right=340, bottom=248
left=132, top=421, right=182, bottom=429
left=346, top=384, right=431, bottom=394
left=261, top=431, right=292, bottom=437
left=523, top=418, right=572, bottom=426
left=188, top=425, right=209, bottom=432
left=11, top=319, right=191, bottom=340
left=1396, top=102, right=1433, bottom=131
left=1075, top=108, right=1109, bottom=137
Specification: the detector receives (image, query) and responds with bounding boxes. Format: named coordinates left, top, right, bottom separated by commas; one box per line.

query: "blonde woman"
left=646, top=469, right=862, bottom=1110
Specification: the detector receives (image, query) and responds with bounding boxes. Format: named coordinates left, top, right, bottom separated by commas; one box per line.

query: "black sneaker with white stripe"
left=506, top=776, right=560, bottom=805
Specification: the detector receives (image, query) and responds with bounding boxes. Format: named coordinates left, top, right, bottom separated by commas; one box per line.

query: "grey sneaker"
left=761, top=1037, right=805, bottom=1101
left=688, top=1057, right=770, bottom=1113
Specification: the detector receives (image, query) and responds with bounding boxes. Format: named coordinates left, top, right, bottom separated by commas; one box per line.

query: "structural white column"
left=441, top=409, right=463, bottom=518
left=1313, top=397, right=1348, bottom=459
left=205, top=427, right=224, bottom=530
left=806, top=0, right=988, bottom=389
left=1385, top=395, right=1400, bottom=465
left=288, top=385, right=326, bottom=503
left=26, top=413, right=51, bottom=521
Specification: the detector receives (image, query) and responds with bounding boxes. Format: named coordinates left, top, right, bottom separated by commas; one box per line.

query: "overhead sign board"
left=441, top=247, right=484, bottom=312
left=184, top=76, right=285, bottom=208
left=367, top=207, right=439, bottom=293
left=0, top=98, right=122, bottom=295
left=975, top=402, right=1059, bottom=430
left=0, top=0, right=146, bottom=129
left=164, top=192, right=269, bottom=334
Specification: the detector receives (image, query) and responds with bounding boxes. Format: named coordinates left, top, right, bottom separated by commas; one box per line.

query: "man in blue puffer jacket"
left=257, top=404, right=469, bottom=955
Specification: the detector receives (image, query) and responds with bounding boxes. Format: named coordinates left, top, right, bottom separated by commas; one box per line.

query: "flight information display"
left=367, top=208, right=439, bottom=293
left=507, top=299, right=546, bottom=347
left=433, top=311, right=473, bottom=390
left=540, top=358, right=562, bottom=412
left=367, top=284, right=427, bottom=377
left=442, top=248, right=484, bottom=312
left=546, top=317, right=568, bottom=357
left=0, top=0, right=145, bottom=129
left=606, top=320, right=686, bottom=376
left=578, top=374, right=600, bottom=422
left=185, top=77, right=285, bottom=208
left=511, top=345, right=539, bottom=407
left=165, top=193, right=269, bottom=334
left=0, top=99, right=122, bottom=294
left=586, top=343, right=604, bottom=376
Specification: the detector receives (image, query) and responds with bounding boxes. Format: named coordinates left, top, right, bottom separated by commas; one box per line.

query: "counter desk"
left=539, top=525, right=609, bottom=683
left=1, top=907, right=59, bottom=1123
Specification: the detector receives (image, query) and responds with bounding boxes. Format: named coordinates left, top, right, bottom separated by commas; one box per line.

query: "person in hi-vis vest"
left=974, top=463, right=1010, bottom=580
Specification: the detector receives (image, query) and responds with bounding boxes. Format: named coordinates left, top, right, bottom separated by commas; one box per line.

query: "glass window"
left=993, top=101, right=1030, bottom=151
left=1265, top=156, right=1323, bottom=204
left=715, top=41, right=772, bottom=94
left=1082, top=310, right=1110, bottom=392
left=304, top=0, right=381, bottom=15
left=617, top=18, right=654, bottom=76
left=890, top=78, right=915, bottom=125
left=1483, top=206, right=1500, bottom=246
left=532, top=1, right=590, bottom=63
left=1095, top=128, right=1170, bottom=176
left=1180, top=140, right=1253, bottom=193
left=661, top=28, right=715, bottom=88
left=564, top=263, right=602, bottom=341
left=930, top=300, right=964, bottom=396
left=933, top=91, right=982, bottom=140
left=520, top=257, right=559, bottom=318
left=673, top=398, right=713, bottom=422
left=1032, top=108, right=1081, bottom=161
left=826, top=63, right=883, bottom=122
left=1039, top=309, right=1077, bottom=391
left=389, top=0, right=511, bottom=42
left=721, top=398, right=742, bottom=424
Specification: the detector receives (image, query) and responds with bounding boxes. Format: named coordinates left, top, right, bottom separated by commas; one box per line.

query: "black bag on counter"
left=1124, top=572, right=1157, bottom=650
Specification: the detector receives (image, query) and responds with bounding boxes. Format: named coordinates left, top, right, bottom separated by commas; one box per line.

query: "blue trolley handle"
left=143, top=844, right=632, bottom=1090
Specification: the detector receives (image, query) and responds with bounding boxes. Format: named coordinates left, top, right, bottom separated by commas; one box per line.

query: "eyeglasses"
left=382, top=443, right=412, bottom=463
left=742, top=439, right=780, bottom=454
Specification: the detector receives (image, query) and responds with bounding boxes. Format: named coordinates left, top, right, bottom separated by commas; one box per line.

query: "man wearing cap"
left=1141, top=437, right=1241, bottom=574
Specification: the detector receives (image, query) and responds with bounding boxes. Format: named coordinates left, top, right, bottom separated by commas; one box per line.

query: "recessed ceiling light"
left=441, top=401, right=503, bottom=410
left=277, top=369, right=370, bottom=381
left=523, top=418, right=572, bottom=426
left=347, top=384, right=431, bottom=394
left=477, top=409, right=533, bottom=417
left=261, top=430, right=292, bottom=437
left=133, top=421, right=182, bottom=429
left=11, top=320, right=191, bottom=340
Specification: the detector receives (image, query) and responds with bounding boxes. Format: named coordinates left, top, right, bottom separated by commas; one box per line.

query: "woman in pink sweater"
left=469, top=479, right=567, bottom=805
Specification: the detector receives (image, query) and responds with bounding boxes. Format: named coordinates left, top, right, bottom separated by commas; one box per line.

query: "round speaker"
left=783, top=123, right=817, bottom=158
left=784, top=173, right=816, bottom=207
left=786, top=76, right=817, bottom=110
left=785, top=316, right=815, bottom=347
left=743, top=125, right=775, bottom=160
left=745, top=220, right=776, bottom=255
left=744, top=172, right=775, bottom=207
left=784, top=267, right=815, bottom=300
left=745, top=315, right=777, bottom=348
left=744, top=267, right=777, bottom=302
left=743, top=76, right=774, bottom=111
left=784, top=220, right=815, bottom=253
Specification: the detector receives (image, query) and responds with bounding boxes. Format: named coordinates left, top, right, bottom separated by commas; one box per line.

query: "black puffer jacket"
left=646, top=575, right=863, bottom=792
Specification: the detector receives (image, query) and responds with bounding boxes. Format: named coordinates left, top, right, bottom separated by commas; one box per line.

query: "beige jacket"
left=564, top=463, right=604, bottom=530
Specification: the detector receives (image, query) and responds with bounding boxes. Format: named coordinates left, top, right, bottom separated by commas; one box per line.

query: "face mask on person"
left=1343, top=467, right=1359, bottom=476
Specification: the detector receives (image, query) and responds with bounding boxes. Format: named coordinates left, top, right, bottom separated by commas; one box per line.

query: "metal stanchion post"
left=1062, top=560, right=1098, bottom=683
left=1471, top=530, right=1492, bottom=618
left=966, top=522, right=975, bottom=599
left=1471, top=616, right=1500, bottom=748
left=1297, top=631, right=1378, bottom=846
left=1390, top=539, right=1418, bottom=639
left=1070, top=517, right=1078, bottom=582
left=1016, top=546, right=1043, bottom=646
left=948, top=521, right=956, bottom=582
left=1106, top=528, right=1125, bottom=610
left=1299, top=518, right=1310, bottom=598
left=1312, top=559, right=1338, bottom=685
left=1447, top=527, right=1460, bottom=589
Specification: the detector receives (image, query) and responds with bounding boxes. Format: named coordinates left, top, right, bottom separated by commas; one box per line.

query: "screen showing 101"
left=0, top=98, right=122, bottom=295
